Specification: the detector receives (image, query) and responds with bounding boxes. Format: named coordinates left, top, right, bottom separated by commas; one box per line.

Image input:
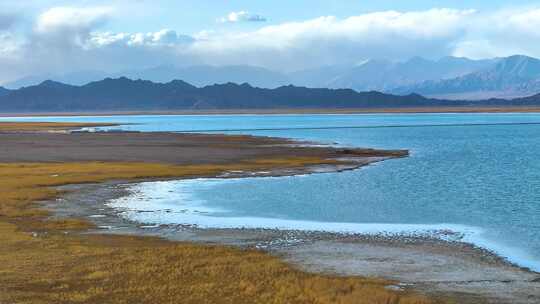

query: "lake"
left=3, top=113, right=540, bottom=271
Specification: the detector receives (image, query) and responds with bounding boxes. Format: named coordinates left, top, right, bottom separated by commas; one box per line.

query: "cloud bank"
left=3, top=6, right=540, bottom=82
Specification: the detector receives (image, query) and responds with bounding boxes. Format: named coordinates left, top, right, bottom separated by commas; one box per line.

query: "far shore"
left=4, top=106, right=540, bottom=117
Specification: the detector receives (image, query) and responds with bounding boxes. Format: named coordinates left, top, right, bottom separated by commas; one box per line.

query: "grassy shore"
left=0, top=122, right=439, bottom=304
left=0, top=122, right=117, bottom=131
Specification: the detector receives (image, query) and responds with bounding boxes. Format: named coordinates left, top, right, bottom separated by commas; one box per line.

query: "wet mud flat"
left=45, top=181, right=540, bottom=304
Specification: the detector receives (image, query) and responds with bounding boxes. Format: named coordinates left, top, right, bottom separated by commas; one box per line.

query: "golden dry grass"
left=0, top=122, right=442, bottom=304
left=0, top=162, right=442, bottom=304
left=0, top=122, right=115, bottom=131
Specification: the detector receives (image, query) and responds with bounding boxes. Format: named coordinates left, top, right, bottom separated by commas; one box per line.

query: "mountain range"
left=292, top=56, right=497, bottom=92
left=5, top=56, right=497, bottom=94
left=392, top=55, right=540, bottom=99
left=4, top=66, right=291, bottom=90
left=4, top=55, right=540, bottom=105
left=2, top=77, right=540, bottom=112
left=0, top=78, right=440, bottom=112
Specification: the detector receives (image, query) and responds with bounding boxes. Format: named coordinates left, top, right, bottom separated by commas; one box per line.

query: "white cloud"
left=5, top=6, right=540, bottom=83
left=35, top=6, right=112, bottom=34
left=451, top=7, right=540, bottom=59
left=195, top=9, right=473, bottom=69
left=88, top=29, right=194, bottom=48
left=496, top=8, right=540, bottom=36
left=219, top=11, right=267, bottom=23
left=29, top=6, right=114, bottom=54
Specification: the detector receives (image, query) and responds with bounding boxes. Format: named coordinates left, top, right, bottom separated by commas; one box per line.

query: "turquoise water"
left=3, top=113, right=540, bottom=271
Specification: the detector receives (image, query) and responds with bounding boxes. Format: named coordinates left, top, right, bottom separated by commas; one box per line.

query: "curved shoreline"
left=98, top=165, right=540, bottom=275
left=2, top=123, right=438, bottom=304
left=2, top=122, right=539, bottom=303
left=45, top=177, right=540, bottom=304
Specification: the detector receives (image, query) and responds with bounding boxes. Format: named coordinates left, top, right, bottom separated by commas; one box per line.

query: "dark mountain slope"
left=4, top=77, right=540, bottom=112
left=0, top=78, right=453, bottom=112
left=0, top=86, right=11, bottom=97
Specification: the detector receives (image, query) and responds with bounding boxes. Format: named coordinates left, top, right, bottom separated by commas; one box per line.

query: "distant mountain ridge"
left=4, top=66, right=291, bottom=90
left=5, top=55, right=540, bottom=103
left=3, top=56, right=501, bottom=93
left=393, top=55, right=540, bottom=99
left=5, top=70, right=110, bottom=89
left=0, top=77, right=445, bottom=112
left=292, top=56, right=497, bottom=92
left=3, top=77, right=540, bottom=112
left=122, top=65, right=290, bottom=89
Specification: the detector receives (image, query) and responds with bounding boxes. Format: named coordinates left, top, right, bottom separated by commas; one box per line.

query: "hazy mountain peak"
left=391, top=55, right=540, bottom=99
left=167, top=79, right=196, bottom=88
left=493, top=55, right=540, bottom=78
left=505, top=54, right=537, bottom=61
left=83, top=77, right=144, bottom=89
left=38, top=80, right=72, bottom=89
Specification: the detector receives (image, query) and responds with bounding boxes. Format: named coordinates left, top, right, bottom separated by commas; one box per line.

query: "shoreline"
left=45, top=180, right=540, bottom=304
left=0, top=129, right=406, bottom=164
left=2, top=122, right=437, bottom=304
left=2, top=122, right=539, bottom=303
left=4, top=106, right=540, bottom=117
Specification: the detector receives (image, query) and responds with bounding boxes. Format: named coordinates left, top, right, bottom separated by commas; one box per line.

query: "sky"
left=1, top=0, right=540, bottom=83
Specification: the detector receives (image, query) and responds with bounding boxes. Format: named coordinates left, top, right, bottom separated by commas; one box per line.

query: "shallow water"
left=4, top=113, right=540, bottom=271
